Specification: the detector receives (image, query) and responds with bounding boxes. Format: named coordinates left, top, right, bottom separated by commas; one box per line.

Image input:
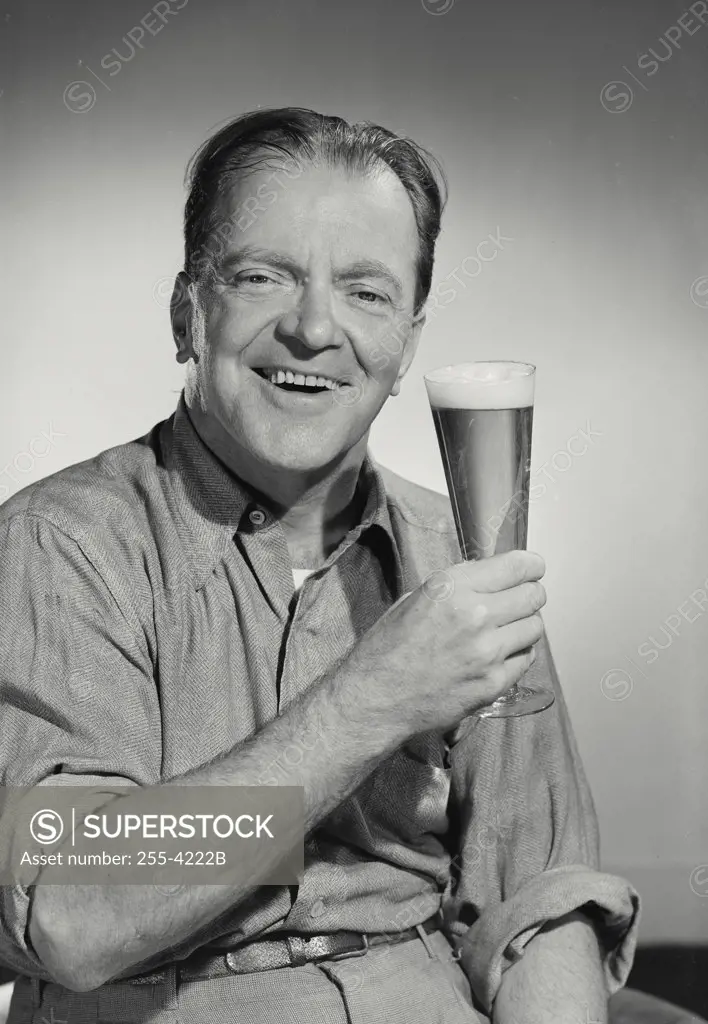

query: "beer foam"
left=424, top=362, right=535, bottom=410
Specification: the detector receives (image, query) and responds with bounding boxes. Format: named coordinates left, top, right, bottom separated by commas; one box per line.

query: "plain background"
left=2, top=0, right=707, bottom=944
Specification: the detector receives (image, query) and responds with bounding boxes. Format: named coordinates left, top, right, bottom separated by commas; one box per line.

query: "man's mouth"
left=253, top=367, right=342, bottom=394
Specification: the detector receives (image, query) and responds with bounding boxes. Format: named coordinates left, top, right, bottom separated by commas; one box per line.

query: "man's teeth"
left=266, top=370, right=338, bottom=390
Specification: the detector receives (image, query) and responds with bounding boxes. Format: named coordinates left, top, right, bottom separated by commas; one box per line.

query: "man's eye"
left=236, top=273, right=274, bottom=285
left=353, top=289, right=386, bottom=304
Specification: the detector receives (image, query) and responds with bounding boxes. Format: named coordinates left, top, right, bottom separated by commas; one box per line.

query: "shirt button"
left=248, top=508, right=266, bottom=526
left=310, top=899, right=326, bottom=919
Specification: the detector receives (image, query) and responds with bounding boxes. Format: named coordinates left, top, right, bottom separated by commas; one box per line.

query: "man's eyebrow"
left=219, top=246, right=299, bottom=274
left=334, top=260, right=403, bottom=297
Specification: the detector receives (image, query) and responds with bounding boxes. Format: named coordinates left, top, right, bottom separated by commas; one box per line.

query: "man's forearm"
left=493, top=911, right=608, bottom=1024
left=29, top=663, right=403, bottom=992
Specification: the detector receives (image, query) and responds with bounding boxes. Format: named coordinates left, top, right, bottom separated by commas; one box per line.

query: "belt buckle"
left=329, top=934, right=369, bottom=962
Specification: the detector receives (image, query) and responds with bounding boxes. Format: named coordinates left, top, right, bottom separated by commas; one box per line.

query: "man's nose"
left=278, top=281, right=339, bottom=350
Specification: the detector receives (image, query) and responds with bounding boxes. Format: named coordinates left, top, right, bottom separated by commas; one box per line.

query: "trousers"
left=7, top=928, right=486, bottom=1024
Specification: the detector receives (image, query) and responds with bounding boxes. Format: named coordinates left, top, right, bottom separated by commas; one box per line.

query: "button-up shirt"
left=0, top=393, right=639, bottom=1013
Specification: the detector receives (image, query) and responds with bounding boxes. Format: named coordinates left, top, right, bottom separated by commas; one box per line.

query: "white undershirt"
left=292, top=567, right=315, bottom=593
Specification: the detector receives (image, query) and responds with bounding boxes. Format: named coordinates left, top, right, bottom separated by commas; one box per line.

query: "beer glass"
left=424, top=361, right=554, bottom=718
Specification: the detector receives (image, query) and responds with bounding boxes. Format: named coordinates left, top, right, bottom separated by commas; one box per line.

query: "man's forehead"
left=213, top=161, right=419, bottom=274
left=221, top=160, right=416, bottom=226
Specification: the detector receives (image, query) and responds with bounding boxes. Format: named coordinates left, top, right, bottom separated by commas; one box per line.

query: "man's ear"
left=391, top=309, right=426, bottom=396
left=172, top=271, right=198, bottom=365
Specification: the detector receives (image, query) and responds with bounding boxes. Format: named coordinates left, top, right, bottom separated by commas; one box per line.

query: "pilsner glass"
left=424, top=361, right=554, bottom=718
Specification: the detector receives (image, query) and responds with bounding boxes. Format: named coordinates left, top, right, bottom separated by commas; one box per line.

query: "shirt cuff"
left=454, top=864, right=640, bottom=1014
left=0, top=775, right=139, bottom=978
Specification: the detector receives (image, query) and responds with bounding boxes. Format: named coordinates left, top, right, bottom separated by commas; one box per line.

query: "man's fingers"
left=484, top=646, right=539, bottom=697
left=496, top=614, right=546, bottom=661
left=450, top=550, right=546, bottom=594
left=480, top=580, right=547, bottom=628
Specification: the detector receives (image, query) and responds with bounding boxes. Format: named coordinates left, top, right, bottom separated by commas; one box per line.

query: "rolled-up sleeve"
left=443, top=626, right=640, bottom=1014
left=0, top=512, right=159, bottom=978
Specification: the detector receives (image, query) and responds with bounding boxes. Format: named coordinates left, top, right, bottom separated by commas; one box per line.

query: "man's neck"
left=187, top=404, right=368, bottom=569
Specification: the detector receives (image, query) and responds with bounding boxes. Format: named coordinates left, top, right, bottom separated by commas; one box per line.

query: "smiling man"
left=173, top=148, right=426, bottom=565
left=0, top=108, right=639, bottom=1024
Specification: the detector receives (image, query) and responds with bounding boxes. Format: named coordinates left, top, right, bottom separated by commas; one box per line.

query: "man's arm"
left=29, top=661, right=404, bottom=992
left=493, top=910, right=607, bottom=1024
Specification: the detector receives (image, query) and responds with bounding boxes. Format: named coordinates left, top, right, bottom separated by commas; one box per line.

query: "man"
left=0, top=107, right=638, bottom=1023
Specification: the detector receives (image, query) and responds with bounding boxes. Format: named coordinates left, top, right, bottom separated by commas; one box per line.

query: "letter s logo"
left=30, top=809, right=64, bottom=845
left=63, top=81, right=97, bottom=114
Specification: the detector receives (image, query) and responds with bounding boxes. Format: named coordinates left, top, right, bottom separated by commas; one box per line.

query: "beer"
left=426, top=363, right=533, bottom=560
left=424, top=361, right=553, bottom=717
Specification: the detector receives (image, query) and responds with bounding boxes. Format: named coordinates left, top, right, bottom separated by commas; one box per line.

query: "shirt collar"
left=164, top=391, right=403, bottom=593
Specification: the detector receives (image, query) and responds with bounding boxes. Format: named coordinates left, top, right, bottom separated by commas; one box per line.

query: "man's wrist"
left=493, top=911, right=608, bottom=1024
left=322, top=656, right=410, bottom=761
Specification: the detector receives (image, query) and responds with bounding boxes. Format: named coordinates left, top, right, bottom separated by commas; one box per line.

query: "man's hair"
left=183, top=106, right=447, bottom=315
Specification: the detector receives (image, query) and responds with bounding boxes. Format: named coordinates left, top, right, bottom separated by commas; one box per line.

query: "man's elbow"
left=28, top=896, right=107, bottom=992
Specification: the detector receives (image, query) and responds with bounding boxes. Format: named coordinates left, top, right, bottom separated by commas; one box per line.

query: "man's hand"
left=338, top=550, right=547, bottom=739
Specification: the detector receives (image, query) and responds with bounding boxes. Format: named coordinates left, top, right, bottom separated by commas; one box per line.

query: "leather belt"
left=129, top=912, right=443, bottom=984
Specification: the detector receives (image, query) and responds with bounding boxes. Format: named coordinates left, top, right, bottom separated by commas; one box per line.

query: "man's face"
left=177, top=159, right=424, bottom=474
